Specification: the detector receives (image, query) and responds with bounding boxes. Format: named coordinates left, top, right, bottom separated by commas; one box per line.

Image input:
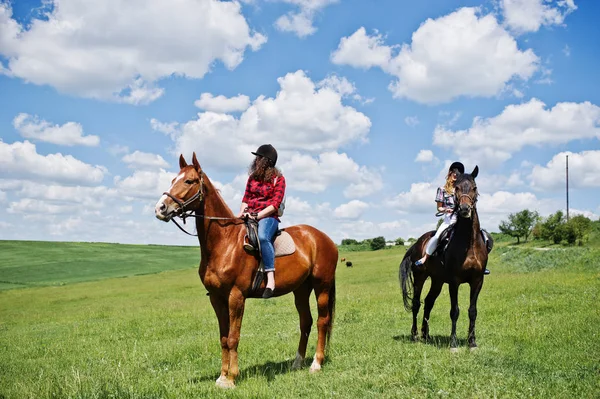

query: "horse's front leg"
left=468, top=277, right=484, bottom=350
left=220, top=287, right=246, bottom=388
left=448, top=282, right=460, bottom=352
left=422, top=279, right=443, bottom=342
left=209, top=294, right=231, bottom=386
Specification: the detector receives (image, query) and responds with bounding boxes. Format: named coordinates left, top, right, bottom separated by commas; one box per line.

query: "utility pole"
left=566, top=155, right=569, bottom=222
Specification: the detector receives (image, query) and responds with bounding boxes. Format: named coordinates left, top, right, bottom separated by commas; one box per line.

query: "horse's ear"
left=471, top=165, right=479, bottom=179
left=179, top=154, right=188, bottom=169
left=192, top=152, right=201, bottom=172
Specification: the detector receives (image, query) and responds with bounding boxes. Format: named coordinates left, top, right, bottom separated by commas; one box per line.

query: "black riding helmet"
left=252, top=144, right=278, bottom=166
left=448, top=161, right=465, bottom=175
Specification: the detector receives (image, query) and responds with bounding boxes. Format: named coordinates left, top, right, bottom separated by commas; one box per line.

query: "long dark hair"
left=249, top=156, right=281, bottom=182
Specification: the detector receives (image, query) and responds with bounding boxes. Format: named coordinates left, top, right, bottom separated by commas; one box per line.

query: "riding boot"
left=263, top=271, right=275, bottom=299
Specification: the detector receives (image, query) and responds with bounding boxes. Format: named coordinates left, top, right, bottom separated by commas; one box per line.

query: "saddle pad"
left=274, top=231, right=296, bottom=257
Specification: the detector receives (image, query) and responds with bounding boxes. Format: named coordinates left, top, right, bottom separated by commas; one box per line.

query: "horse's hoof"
left=215, top=376, right=235, bottom=389
left=309, top=358, right=322, bottom=373
left=469, top=346, right=478, bottom=352
left=292, top=354, right=304, bottom=370
left=450, top=347, right=459, bottom=354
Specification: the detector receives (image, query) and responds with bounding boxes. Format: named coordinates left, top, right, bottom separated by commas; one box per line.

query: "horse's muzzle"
left=458, top=205, right=472, bottom=218
left=155, top=199, right=174, bottom=222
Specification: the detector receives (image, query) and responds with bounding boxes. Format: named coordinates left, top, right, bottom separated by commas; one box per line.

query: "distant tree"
left=395, top=237, right=405, bottom=246
left=370, top=236, right=386, bottom=251
left=539, top=211, right=566, bottom=244
left=566, top=215, right=592, bottom=245
left=341, top=238, right=359, bottom=245
left=499, top=209, right=540, bottom=244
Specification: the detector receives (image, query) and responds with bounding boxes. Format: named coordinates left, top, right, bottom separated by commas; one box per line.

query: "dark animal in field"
left=400, top=166, right=488, bottom=352
left=155, top=153, right=338, bottom=388
left=346, top=261, right=353, bottom=267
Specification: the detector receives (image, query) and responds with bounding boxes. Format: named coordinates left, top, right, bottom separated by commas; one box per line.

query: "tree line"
left=340, top=236, right=408, bottom=251
left=499, top=209, right=597, bottom=245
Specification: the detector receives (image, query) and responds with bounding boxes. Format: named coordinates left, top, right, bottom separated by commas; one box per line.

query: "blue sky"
left=1, top=0, right=599, bottom=245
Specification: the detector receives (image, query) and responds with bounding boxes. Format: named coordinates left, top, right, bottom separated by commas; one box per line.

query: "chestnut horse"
left=399, top=166, right=487, bottom=352
left=154, top=153, right=338, bottom=388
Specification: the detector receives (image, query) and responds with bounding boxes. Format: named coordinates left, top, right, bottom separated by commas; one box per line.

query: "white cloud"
left=434, top=98, right=600, bottom=167
left=150, top=119, right=179, bottom=138
left=477, top=190, right=558, bottom=231
left=563, top=44, right=571, bottom=57
left=331, top=8, right=539, bottom=104
left=194, top=93, right=251, bottom=113
left=405, top=116, right=419, bottom=127
left=415, top=150, right=434, bottom=163
left=501, top=0, right=577, bottom=34
left=0, top=140, right=105, bottom=185
left=386, top=182, right=435, bottom=214
left=108, top=145, right=130, bottom=156
left=0, top=0, right=266, bottom=104
left=274, top=0, right=338, bottom=37
left=282, top=152, right=383, bottom=198
left=13, top=113, right=99, bottom=146
left=8, top=198, right=75, bottom=215
left=122, top=151, right=169, bottom=170
left=114, top=169, right=175, bottom=200
left=530, top=151, right=600, bottom=191
left=478, top=191, right=543, bottom=214
left=12, top=182, right=117, bottom=208
left=157, top=70, right=371, bottom=170
left=317, top=75, right=356, bottom=97
left=330, top=27, right=393, bottom=69
left=333, top=200, right=369, bottom=219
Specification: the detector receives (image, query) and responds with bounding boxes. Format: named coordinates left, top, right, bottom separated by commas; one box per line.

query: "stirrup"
left=243, top=236, right=256, bottom=252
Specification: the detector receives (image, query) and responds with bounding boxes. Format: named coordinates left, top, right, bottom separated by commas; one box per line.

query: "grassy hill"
left=0, top=241, right=598, bottom=398
left=0, top=240, right=200, bottom=290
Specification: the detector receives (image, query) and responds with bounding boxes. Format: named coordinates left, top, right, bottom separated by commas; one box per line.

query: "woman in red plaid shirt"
left=237, top=144, right=286, bottom=298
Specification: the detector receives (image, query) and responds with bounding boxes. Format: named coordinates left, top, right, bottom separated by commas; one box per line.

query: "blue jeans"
left=258, top=217, right=279, bottom=272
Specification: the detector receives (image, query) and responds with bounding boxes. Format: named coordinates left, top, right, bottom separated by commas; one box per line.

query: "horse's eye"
left=185, top=179, right=194, bottom=185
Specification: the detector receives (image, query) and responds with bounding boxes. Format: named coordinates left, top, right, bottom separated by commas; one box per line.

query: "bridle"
left=162, top=172, right=241, bottom=236
left=455, top=186, right=478, bottom=216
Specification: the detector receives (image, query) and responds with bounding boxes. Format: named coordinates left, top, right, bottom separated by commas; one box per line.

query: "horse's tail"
left=400, top=245, right=415, bottom=312
left=326, top=279, right=336, bottom=348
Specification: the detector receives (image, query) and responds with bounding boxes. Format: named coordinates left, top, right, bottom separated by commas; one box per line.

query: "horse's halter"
left=163, top=173, right=205, bottom=219
left=455, top=183, right=478, bottom=217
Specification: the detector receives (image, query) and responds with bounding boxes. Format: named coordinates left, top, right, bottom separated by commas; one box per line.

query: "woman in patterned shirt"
left=237, top=144, right=286, bottom=299
left=414, top=162, right=463, bottom=267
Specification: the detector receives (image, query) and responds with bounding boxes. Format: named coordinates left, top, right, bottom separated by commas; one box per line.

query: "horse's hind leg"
left=310, top=280, right=334, bottom=373
left=422, top=278, right=443, bottom=342
left=468, top=278, right=484, bottom=350
left=292, top=280, right=313, bottom=370
left=411, top=274, right=426, bottom=341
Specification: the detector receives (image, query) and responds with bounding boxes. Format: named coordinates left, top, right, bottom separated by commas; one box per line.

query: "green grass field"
left=0, top=240, right=598, bottom=398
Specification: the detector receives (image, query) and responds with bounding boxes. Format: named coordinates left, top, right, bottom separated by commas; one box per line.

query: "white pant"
left=425, top=213, right=457, bottom=255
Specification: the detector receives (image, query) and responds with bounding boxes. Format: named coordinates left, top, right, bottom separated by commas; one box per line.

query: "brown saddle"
left=244, top=219, right=296, bottom=294
left=244, top=219, right=296, bottom=257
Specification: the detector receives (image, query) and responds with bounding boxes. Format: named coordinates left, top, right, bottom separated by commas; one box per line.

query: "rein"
left=164, top=174, right=241, bottom=237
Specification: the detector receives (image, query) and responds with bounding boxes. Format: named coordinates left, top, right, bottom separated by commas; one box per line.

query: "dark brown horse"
left=399, top=166, right=487, bottom=352
left=154, top=153, right=338, bottom=388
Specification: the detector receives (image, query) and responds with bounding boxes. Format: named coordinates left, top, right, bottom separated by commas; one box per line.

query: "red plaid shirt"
left=242, top=175, right=286, bottom=219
